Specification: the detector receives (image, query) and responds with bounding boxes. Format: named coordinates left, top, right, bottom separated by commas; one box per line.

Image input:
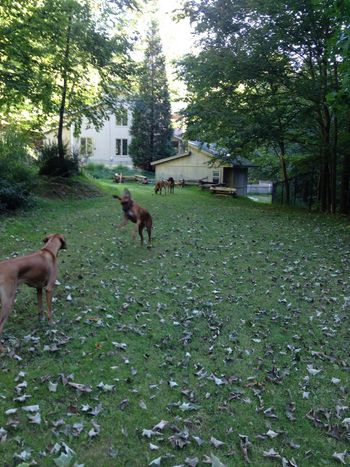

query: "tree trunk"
left=57, top=15, right=72, bottom=161
left=340, top=112, right=350, bottom=214
left=330, top=115, right=337, bottom=214
left=330, top=59, right=339, bottom=214
left=319, top=105, right=332, bottom=212
left=279, top=141, right=290, bottom=205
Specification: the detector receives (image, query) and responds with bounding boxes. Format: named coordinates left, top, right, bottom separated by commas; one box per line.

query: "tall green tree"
left=179, top=0, right=350, bottom=212
left=0, top=0, right=139, bottom=159
left=329, top=0, right=350, bottom=214
left=130, top=20, right=173, bottom=171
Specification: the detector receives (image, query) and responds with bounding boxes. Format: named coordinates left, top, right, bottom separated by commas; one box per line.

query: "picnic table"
left=210, top=186, right=237, bottom=196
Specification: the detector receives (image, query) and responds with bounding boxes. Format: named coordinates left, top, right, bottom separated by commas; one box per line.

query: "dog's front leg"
left=117, top=215, right=129, bottom=229
left=132, top=220, right=141, bottom=242
left=37, top=288, right=45, bottom=321
left=45, top=287, right=54, bottom=324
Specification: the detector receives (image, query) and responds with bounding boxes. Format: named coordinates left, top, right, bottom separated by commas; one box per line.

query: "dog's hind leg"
left=146, top=220, right=152, bottom=247
left=138, top=224, right=145, bottom=245
left=0, top=283, right=16, bottom=340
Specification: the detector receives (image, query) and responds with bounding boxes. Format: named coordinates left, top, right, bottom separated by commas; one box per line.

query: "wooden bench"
left=210, top=186, right=237, bottom=196
left=113, top=174, right=148, bottom=183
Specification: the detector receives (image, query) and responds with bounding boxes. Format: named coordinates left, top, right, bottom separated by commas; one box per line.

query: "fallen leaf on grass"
left=15, top=381, right=27, bottom=393
left=15, top=371, right=27, bottom=381
left=185, top=457, right=199, bottom=466
left=142, top=429, right=158, bottom=438
left=206, top=453, right=226, bottom=466
left=49, top=382, right=58, bottom=393
left=331, top=377, right=341, bottom=385
left=88, top=421, right=101, bottom=438
left=153, top=420, right=168, bottom=431
left=81, top=403, right=102, bottom=416
left=112, top=342, right=127, bottom=350
left=27, top=412, right=41, bottom=424
left=281, top=457, right=298, bottom=467
left=263, top=448, right=281, bottom=459
left=22, top=405, right=40, bottom=413
left=13, top=449, right=32, bottom=463
left=239, top=434, right=251, bottom=463
left=168, top=380, right=178, bottom=388
left=67, top=382, right=92, bottom=393
left=342, top=418, right=350, bottom=428
left=52, top=443, right=76, bottom=467
left=209, top=374, right=226, bottom=386
left=192, top=435, right=205, bottom=446
left=263, top=407, right=278, bottom=419
left=13, top=394, right=31, bottom=403
left=97, top=382, right=115, bottom=392
left=179, top=402, right=200, bottom=412
left=306, top=364, right=322, bottom=376
left=149, top=456, right=162, bottom=466
left=332, top=451, right=348, bottom=464
left=210, top=436, right=225, bottom=448
left=0, top=427, right=8, bottom=442
left=139, top=400, right=147, bottom=410
left=54, top=452, right=74, bottom=467
left=108, top=447, right=119, bottom=458
left=266, top=429, right=279, bottom=439
left=169, top=429, right=191, bottom=449
left=119, top=399, right=129, bottom=410
left=285, top=402, right=296, bottom=421
left=149, top=443, right=159, bottom=450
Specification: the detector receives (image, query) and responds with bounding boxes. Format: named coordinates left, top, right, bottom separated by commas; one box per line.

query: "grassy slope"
left=0, top=181, right=349, bottom=466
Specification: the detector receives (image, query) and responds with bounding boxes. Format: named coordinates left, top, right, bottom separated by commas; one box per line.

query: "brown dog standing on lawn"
left=0, top=234, right=66, bottom=350
left=154, top=180, right=166, bottom=195
left=167, top=177, right=175, bottom=194
left=113, top=189, right=152, bottom=247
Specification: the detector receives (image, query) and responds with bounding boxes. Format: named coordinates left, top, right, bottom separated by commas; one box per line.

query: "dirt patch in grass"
left=34, top=175, right=103, bottom=199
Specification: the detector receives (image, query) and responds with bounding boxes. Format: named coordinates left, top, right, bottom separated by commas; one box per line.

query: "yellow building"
left=151, top=140, right=255, bottom=196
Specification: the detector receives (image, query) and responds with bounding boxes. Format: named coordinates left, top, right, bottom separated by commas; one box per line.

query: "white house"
left=44, top=104, right=134, bottom=167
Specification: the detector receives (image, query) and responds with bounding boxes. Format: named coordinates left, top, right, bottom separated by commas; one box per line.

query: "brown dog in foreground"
left=113, top=189, right=152, bottom=247
left=0, top=234, right=66, bottom=348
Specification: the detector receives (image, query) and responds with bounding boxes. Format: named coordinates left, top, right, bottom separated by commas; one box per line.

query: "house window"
left=116, top=138, right=128, bottom=156
left=213, top=171, right=220, bottom=184
left=115, top=108, right=128, bottom=126
left=80, top=137, right=93, bottom=156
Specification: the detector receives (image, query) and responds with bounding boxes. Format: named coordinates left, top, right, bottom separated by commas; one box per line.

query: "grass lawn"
left=0, top=180, right=349, bottom=467
left=247, top=195, right=272, bottom=204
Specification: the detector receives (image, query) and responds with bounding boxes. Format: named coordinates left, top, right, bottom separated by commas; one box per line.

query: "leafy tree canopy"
left=0, top=0, right=140, bottom=140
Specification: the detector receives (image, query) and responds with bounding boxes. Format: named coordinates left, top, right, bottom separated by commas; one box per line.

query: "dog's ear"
left=58, top=235, right=67, bottom=250
left=113, top=194, right=121, bottom=200
left=42, top=234, right=53, bottom=244
left=123, top=189, right=132, bottom=198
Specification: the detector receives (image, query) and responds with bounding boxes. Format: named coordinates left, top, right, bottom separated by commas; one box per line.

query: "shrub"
left=37, top=144, right=80, bottom=177
left=0, top=128, right=36, bottom=212
left=84, top=163, right=115, bottom=179
left=0, top=180, right=31, bottom=211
